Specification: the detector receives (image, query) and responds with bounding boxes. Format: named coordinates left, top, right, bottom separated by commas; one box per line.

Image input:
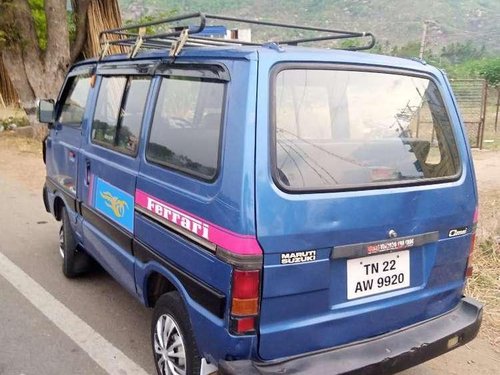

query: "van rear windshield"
left=273, top=68, right=460, bottom=191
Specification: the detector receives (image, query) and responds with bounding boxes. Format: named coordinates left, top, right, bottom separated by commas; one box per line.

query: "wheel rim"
left=59, top=225, right=65, bottom=259
left=154, top=314, right=187, bottom=375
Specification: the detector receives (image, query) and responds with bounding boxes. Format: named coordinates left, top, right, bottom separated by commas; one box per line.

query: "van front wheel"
left=60, top=206, right=90, bottom=278
left=152, top=292, right=201, bottom=375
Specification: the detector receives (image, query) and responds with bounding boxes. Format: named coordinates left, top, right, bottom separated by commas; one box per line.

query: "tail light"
left=230, top=269, right=260, bottom=335
left=466, top=207, right=479, bottom=278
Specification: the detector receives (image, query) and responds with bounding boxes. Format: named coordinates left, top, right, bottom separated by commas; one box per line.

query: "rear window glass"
left=146, top=77, right=225, bottom=180
left=274, top=69, right=460, bottom=191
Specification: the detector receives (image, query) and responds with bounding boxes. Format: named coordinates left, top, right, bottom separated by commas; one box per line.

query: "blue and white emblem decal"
left=93, top=178, right=134, bottom=232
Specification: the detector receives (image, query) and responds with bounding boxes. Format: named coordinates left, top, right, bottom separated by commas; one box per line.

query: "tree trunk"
left=1, top=0, right=69, bottom=124
left=0, top=52, right=19, bottom=107
left=0, top=0, right=122, bottom=125
left=2, top=0, right=43, bottom=120
left=70, top=0, right=92, bottom=63
left=44, top=0, right=71, bottom=88
left=1, top=46, right=38, bottom=118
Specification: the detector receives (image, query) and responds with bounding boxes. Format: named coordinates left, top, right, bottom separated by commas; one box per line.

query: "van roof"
left=75, top=45, right=440, bottom=76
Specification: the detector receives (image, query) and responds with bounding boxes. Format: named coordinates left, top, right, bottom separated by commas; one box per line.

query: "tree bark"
left=70, top=0, right=91, bottom=63
left=44, top=0, right=71, bottom=96
left=1, top=0, right=73, bottom=123
left=0, top=0, right=122, bottom=124
left=0, top=52, right=20, bottom=106
left=1, top=0, right=45, bottom=121
left=1, top=47, right=35, bottom=110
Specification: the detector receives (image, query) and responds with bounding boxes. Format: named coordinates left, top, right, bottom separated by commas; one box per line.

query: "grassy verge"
left=0, top=132, right=42, bottom=155
left=466, top=189, right=500, bottom=349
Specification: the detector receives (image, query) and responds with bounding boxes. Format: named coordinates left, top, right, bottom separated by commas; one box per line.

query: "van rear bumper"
left=219, top=296, right=483, bottom=375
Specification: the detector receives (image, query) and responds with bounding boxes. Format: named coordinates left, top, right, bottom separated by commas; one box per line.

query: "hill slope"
left=119, top=0, right=500, bottom=52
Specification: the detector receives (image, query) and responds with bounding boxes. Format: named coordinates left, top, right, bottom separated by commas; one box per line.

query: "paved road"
left=0, top=174, right=154, bottom=374
left=0, top=276, right=105, bottom=375
left=0, top=150, right=498, bottom=375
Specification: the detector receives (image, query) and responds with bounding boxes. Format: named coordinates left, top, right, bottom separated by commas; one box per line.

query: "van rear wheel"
left=152, top=292, right=201, bottom=375
left=60, top=206, right=91, bottom=278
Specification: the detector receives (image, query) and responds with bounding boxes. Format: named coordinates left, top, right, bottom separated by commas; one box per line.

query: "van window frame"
left=269, top=63, right=463, bottom=194
left=90, top=74, right=152, bottom=158
left=144, top=67, right=228, bottom=183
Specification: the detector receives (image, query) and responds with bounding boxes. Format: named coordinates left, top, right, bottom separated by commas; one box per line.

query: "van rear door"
left=255, top=64, right=477, bottom=360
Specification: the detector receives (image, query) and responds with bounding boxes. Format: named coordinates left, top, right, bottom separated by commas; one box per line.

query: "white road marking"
left=0, top=251, right=149, bottom=375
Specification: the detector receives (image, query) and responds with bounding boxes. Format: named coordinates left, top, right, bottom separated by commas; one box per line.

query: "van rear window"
left=273, top=69, right=460, bottom=191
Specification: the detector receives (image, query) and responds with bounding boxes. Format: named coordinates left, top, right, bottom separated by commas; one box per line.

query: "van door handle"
left=85, top=160, right=91, bottom=186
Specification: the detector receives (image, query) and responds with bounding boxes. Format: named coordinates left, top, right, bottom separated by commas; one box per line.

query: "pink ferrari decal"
left=135, top=189, right=261, bottom=256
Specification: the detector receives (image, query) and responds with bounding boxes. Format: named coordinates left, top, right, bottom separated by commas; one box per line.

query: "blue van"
left=39, top=13, right=483, bottom=375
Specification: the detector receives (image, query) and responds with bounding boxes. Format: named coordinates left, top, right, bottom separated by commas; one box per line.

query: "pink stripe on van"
left=135, top=189, right=262, bottom=256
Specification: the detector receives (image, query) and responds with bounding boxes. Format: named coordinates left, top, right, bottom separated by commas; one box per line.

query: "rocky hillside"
left=119, top=0, right=500, bottom=52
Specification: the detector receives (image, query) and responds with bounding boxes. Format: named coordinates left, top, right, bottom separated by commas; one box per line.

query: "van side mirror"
left=37, top=99, right=55, bottom=125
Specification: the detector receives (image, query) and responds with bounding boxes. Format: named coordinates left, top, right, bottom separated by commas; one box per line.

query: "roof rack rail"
left=99, top=12, right=376, bottom=59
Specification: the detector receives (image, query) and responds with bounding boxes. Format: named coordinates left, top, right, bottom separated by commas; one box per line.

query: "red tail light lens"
left=232, top=270, right=260, bottom=299
left=231, top=317, right=256, bottom=333
left=230, top=269, right=260, bottom=334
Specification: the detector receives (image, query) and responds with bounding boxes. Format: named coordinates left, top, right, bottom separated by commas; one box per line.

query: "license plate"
left=347, top=250, right=410, bottom=300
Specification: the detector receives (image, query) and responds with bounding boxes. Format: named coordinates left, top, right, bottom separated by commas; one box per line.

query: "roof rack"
left=99, top=12, right=376, bottom=59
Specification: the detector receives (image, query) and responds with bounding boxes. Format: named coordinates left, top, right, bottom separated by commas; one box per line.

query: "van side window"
left=92, top=76, right=150, bottom=155
left=117, top=77, right=150, bottom=154
left=58, top=74, right=91, bottom=125
left=92, top=77, right=127, bottom=147
left=146, top=77, right=225, bottom=180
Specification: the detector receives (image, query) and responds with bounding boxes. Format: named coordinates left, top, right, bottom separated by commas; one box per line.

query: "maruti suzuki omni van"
left=38, top=13, right=483, bottom=375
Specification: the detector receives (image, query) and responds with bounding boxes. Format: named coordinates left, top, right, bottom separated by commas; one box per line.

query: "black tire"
left=151, top=292, right=201, bottom=375
left=60, top=206, right=91, bottom=278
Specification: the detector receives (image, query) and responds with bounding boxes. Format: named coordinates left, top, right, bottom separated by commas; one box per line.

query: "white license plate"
left=347, top=250, right=410, bottom=300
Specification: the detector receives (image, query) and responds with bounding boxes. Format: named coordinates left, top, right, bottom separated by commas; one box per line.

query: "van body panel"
left=78, top=152, right=138, bottom=294
left=134, top=213, right=233, bottom=299
left=135, top=58, right=258, bottom=236
left=133, top=258, right=257, bottom=363
left=254, top=50, right=477, bottom=360
left=133, top=56, right=260, bottom=359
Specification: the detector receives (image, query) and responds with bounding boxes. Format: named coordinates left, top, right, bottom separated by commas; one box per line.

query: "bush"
left=0, top=116, right=30, bottom=130
left=480, top=58, right=500, bottom=86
